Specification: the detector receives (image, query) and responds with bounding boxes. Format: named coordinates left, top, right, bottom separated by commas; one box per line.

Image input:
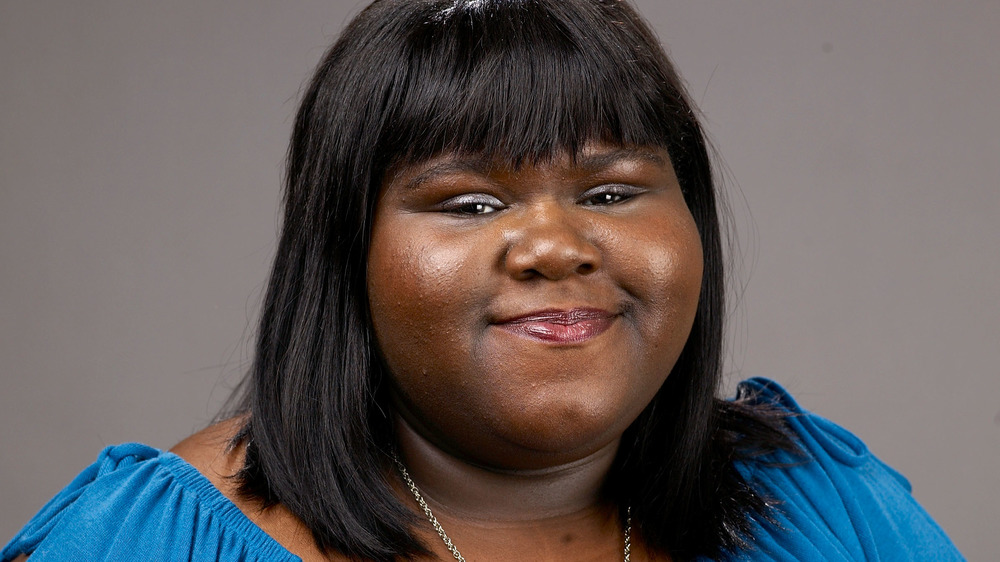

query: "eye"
left=578, top=184, right=643, bottom=207
left=439, top=193, right=506, bottom=216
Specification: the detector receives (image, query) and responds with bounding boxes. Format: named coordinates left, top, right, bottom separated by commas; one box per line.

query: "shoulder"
left=170, top=420, right=330, bottom=560
left=729, top=378, right=964, bottom=560
left=169, top=417, right=246, bottom=498
left=1, top=424, right=300, bottom=562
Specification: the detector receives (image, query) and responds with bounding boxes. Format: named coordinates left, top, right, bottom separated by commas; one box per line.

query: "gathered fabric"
left=714, top=378, right=963, bottom=561
left=2, top=378, right=963, bottom=561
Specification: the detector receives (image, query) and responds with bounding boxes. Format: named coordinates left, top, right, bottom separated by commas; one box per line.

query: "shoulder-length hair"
left=234, top=0, right=791, bottom=560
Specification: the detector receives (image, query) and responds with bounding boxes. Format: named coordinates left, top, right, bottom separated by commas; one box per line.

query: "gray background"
left=1, top=1, right=996, bottom=558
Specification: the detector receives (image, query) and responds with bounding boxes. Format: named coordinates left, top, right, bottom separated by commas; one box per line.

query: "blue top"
left=2, top=378, right=963, bottom=561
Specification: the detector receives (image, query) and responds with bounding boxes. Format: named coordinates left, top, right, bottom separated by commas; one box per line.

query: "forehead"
left=386, top=144, right=672, bottom=190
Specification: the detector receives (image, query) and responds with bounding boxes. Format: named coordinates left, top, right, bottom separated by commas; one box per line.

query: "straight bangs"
left=373, top=0, right=691, bottom=172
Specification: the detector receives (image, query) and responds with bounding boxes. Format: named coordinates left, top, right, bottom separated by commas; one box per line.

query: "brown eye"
left=579, top=184, right=642, bottom=207
left=440, top=194, right=505, bottom=216
left=455, top=202, right=498, bottom=215
left=586, top=193, right=626, bottom=205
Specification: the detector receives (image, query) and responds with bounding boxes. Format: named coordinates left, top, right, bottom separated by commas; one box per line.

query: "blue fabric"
left=711, top=378, right=963, bottom=561
left=3, top=379, right=963, bottom=561
left=1, top=443, right=296, bottom=562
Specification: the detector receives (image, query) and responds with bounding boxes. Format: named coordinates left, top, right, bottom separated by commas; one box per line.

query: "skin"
left=370, top=145, right=703, bottom=470
left=13, top=143, right=700, bottom=561
left=366, top=143, right=703, bottom=560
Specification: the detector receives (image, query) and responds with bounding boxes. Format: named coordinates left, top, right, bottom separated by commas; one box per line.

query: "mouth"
left=493, top=308, right=617, bottom=344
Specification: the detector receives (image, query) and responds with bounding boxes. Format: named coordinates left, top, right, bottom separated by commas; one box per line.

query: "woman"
left=2, top=0, right=962, bottom=560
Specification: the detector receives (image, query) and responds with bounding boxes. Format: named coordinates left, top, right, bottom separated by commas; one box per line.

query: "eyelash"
left=439, top=194, right=506, bottom=216
left=439, top=184, right=642, bottom=216
left=578, top=184, right=643, bottom=206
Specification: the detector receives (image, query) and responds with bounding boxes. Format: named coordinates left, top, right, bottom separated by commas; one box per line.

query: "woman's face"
left=367, top=144, right=703, bottom=470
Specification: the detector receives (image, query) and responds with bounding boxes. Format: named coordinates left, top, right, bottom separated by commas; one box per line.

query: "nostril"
left=518, top=268, right=542, bottom=281
left=577, top=263, right=596, bottom=275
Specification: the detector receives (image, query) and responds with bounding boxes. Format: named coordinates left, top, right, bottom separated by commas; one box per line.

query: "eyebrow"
left=402, top=158, right=495, bottom=192
left=401, top=148, right=668, bottom=191
left=574, top=148, right=667, bottom=171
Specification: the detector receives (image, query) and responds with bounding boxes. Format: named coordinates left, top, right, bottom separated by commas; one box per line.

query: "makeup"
left=494, top=308, right=616, bottom=344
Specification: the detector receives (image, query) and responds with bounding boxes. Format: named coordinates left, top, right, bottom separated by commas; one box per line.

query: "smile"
left=493, top=308, right=617, bottom=344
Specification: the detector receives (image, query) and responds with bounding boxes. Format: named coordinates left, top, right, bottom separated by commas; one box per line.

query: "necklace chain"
left=393, top=457, right=631, bottom=562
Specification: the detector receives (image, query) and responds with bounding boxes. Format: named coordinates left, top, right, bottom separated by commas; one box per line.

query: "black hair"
left=233, top=0, right=794, bottom=560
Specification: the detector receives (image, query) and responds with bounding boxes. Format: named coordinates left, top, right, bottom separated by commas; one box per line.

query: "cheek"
left=369, top=234, right=465, bottom=304
left=600, top=209, right=703, bottom=425
left=367, top=220, right=491, bottom=385
left=613, top=208, right=704, bottom=342
left=367, top=221, right=512, bottom=453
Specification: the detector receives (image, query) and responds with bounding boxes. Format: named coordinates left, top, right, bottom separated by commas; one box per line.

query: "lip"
left=493, top=308, right=617, bottom=344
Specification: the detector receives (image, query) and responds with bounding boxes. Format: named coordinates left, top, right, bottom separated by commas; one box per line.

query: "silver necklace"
left=393, top=457, right=632, bottom=562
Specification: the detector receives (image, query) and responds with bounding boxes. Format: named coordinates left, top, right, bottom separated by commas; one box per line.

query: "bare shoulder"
left=169, top=419, right=337, bottom=561
left=169, top=416, right=246, bottom=494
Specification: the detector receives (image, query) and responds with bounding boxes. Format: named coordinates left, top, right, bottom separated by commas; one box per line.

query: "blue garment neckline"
left=156, top=449, right=301, bottom=561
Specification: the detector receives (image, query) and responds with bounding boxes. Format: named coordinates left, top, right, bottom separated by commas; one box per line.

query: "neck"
left=393, top=416, right=621, bottom=522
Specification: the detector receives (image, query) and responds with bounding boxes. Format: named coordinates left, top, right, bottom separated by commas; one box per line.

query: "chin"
left=482, top=396, right=636, bottom=467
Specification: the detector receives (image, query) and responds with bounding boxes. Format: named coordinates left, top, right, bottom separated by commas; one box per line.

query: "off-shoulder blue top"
left=2, top=379, right=964, bottom=561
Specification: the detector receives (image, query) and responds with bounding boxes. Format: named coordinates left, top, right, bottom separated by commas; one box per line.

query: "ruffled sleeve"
left=730, top=377, right=964, bottom=561
left=1, top=443, right=298, bottom=561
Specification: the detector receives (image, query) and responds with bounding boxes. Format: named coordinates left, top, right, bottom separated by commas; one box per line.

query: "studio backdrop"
left=1, top=2, right=997, bottom=558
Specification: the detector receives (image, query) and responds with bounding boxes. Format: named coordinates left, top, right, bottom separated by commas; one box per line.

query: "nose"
left=503, top=204, right=602, bottom=281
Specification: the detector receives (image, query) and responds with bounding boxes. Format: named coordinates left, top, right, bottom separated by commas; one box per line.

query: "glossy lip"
left=493, top=307, right=617, bottom=344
